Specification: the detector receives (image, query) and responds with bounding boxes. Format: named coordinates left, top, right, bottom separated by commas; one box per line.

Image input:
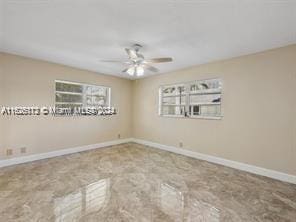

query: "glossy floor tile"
left=0, top=143, right=295, bottom=221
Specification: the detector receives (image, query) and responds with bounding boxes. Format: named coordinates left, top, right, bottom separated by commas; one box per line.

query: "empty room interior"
left=0, top=0, right=296, bottom=221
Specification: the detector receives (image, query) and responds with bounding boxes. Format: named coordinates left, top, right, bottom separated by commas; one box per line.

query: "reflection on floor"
left=0, top=143, right=295, bottom=221
left=159, top=183, right=220, bottom=222
left=54, top=179, right=110, bottom=221
left=159, top=183, right=185, bottom=221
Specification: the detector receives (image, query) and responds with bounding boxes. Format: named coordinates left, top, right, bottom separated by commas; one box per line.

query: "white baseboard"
left=131, top=138, right=296, bottom=185
left=1, top=137, right=295, bottom=185
left=0, top=138, right=132, bottom=168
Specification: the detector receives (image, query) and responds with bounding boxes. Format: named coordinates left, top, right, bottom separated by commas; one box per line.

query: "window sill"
left=159, top=114, right=223, bottom=120
left=189, top=115, right=222, bottom=120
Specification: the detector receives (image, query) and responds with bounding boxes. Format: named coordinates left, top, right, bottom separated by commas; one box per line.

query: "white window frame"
left=158, top=83, right=186, bottom=118
left=55, top=80, right=111, bottom=109
left=159, top=78, right=222, bottom=120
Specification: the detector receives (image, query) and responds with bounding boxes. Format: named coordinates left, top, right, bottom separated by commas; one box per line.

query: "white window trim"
left=55, top=80, right=111, bottom=108
left=159, top=78, right=223, bottom=120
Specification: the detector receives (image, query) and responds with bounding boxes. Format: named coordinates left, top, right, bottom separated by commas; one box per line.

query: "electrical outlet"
left=179, top=142, right=183, bottom=148
left=20, top=147, right=27, bottom=154
left=118, top=134, right=121, bottom=139
left=6, top=149, right=13, bottom=156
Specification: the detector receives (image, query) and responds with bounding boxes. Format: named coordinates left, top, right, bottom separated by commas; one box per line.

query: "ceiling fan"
left=101, top=44, right=173, bottom=77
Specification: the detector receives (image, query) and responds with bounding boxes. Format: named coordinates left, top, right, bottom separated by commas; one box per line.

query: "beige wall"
left=0, top=53, right=132, bottom=159
left=293, top=67, right=296, bottom=175
left=0, top=53, right=4, bottom=152
left=132, top=45, right=296, bottom=176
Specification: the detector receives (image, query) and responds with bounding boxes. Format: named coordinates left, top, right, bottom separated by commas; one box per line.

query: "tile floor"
left=0, top=143, right=295, bottom=221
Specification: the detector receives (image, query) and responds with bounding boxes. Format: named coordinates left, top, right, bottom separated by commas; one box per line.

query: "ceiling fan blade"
left=125, top=48, right=138, bottom=59
left=122, top=68, right=129, bottom=73
left=144, top=57, right=173, bottom=63
left=143, top=64, right=159, bottom=73
left=136, top=53, right=144, bottom=59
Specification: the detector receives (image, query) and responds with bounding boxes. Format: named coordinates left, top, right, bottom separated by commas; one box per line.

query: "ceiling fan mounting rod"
left=132, top=44, right=143, bottom=51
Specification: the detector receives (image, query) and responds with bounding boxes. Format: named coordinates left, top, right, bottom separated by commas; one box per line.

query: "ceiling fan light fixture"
left=136, top=66, right=144, bottom=76
left=127, top=67, right=135, bottom=76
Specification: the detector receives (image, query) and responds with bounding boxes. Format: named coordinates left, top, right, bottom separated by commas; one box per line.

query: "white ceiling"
left=1, top=0, right=296, bottom=79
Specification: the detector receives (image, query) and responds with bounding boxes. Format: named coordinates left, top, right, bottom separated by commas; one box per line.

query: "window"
left=160, top=84, right=186, bottom=117
left=159, top=78, right=222, bottom=119
left=55, top=80, right=111, bottom=109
